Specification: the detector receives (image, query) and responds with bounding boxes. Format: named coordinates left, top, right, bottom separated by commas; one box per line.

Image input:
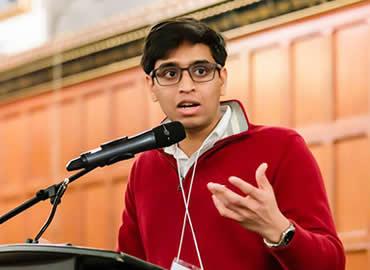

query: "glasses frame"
left=150, top=62, right=222, bottom=86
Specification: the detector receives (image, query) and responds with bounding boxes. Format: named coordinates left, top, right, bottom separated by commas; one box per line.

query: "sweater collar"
left=163, top=104, right=232, bottom=159
left=220, top=99, right=249, bottom=136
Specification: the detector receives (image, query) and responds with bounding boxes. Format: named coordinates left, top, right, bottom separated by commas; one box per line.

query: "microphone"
left=66, top=121, right=185, bottom=171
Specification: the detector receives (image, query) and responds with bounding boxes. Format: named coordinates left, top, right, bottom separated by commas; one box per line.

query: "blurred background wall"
left=0, top=0, right=369, bottom=269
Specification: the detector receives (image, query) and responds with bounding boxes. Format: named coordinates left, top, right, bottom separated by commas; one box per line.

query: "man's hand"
left=207, top=163, right=290, bottom=243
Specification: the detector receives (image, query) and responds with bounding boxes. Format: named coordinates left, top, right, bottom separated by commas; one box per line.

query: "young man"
left=118, top=18, right=345, bottom=270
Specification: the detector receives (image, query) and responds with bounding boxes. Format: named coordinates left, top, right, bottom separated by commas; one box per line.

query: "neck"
left=179, top=111, right=222, bottom=157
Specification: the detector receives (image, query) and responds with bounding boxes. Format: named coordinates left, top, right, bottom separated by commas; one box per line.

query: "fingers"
left=211, top=195, right=243, bottom=222
left=208, top=164, right=283, bottom=236
left=207, top=162, right=273, bottom=219
left=228, top=176, right=262, bottom=199
left=255, top=163, right=272, bottom=191
left=207, top=182, right=246, bottom=208
left=207, top=182, right=260, bottom=216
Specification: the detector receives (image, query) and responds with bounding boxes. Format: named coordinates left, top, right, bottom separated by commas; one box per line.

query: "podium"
left=0, top=244, right=164, bottom=270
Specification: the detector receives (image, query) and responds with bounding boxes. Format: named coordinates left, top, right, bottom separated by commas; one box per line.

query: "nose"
left=178, top=70, right=195, bottom=92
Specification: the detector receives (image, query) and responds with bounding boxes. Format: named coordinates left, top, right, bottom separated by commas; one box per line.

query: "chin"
left=170, top=115, right=211, bottom=132
left=182, top=121, right=209, bottom=133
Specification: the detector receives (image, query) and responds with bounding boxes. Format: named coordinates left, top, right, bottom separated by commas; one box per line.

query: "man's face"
left=146, top=42, right=227, bottom=133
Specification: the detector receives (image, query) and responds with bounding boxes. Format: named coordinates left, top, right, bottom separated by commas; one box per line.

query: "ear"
left=219, top=67, right=227, bottom=96
left=145, top=75, right=158, bottom=102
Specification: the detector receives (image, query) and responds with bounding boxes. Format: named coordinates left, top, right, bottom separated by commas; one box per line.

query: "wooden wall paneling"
left=335, top=137, right=370, bottom=237
left=0, top=196, right=27, bottom=244
left=222, top=52, right=249, bottom=106
left=0, top=113, right=27, bottom=195
left=27, top=105, right=53, bottom=190
left=84, top=182, right=111, bottom=248
left=292, top=33, right=333, bottom=127
left=84, top=90, right=111, bottom=149
left=334, top=22, right=369, bottom=119
left=309, top=143, right=336, bottom=215
left=108, top=176, right=128, bottom=250
left=112, top=80, right=149, bottom=137
left=58, top=98, right=84, bottom=175
left=282, top=41, right=294, bottom=128
left=0, top=120, right=4, bottom=191
left=251, top=45, right=286, bottom=125
left=346, top=250, right=369, bottom=270
left=49, top=93, right=61, bottom=185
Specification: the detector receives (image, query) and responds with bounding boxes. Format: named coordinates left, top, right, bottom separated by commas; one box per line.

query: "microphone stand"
left=0, top=165, right=97, bottom=243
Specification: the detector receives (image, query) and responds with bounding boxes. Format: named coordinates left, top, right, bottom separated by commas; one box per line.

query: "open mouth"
left=177, top=101, right=200, bottom=108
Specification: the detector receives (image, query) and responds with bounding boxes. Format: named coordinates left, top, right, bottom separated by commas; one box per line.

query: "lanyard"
left=175, top=148, right=204, bottom=270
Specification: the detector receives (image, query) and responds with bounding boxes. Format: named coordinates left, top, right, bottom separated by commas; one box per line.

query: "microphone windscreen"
left=153, top=121, right=186, bottom=147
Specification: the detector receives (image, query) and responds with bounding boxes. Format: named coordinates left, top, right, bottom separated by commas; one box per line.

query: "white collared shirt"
left=164, top=105, right=232, bottom=179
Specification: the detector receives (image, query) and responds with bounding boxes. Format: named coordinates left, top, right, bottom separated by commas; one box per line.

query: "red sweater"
left=118, top=101, right=345, bottom=270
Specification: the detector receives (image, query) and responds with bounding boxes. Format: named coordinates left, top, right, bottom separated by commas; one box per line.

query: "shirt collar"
left=164, top=104, right=232, bottom=159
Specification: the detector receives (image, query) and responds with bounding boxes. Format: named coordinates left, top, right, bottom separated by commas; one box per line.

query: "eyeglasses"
left=150, top=62, right=222, bottom=86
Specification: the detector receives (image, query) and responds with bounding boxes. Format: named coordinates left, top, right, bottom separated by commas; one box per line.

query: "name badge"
left=170, top=258, right=201, bottom=270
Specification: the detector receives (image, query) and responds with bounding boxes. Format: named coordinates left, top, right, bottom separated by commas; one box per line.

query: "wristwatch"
left=263, top=223, right=295, bottom=248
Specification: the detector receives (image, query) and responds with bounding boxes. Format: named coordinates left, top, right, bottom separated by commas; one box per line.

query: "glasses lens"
left=189, top=63, right=216, bottom=82
left=153, top=62, right=219, bottom=86
left=155, top=66, right=180, bottom=85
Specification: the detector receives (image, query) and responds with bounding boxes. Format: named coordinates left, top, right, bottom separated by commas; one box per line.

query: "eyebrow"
left=157, top=59, right=212, bottom=69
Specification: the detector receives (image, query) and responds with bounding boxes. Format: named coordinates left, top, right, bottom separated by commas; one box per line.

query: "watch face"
left=282, top=228, right=295, bottom=246
left=263, top=224, right=296, bottom=248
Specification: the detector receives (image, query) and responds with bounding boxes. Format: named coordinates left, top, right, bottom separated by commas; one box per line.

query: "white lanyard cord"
left=176, top=148, right=204, bottom=270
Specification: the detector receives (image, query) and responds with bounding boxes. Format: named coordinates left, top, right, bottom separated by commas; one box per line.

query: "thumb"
left=255, top=163, right=271, bottom=190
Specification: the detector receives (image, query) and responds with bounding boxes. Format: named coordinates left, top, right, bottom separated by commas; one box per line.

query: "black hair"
left=141, top=18, right=227, bottom=75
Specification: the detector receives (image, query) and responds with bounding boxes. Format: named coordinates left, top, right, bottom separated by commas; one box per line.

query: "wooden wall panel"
left=84, top=91, right=111, bottom=149
left=28, top=106, right=53, bottom=189
left=223, top=53, right=249, bottom=108
left=58, top=99, right=83, bottom=174
left=0, top=197, right=26, bottom=244
left=346, top=251, right=369, bottom=270
left=0, top=113, right=27, bottom=194
left=335, top=137, right=370, bottom=233
left=309, top=144, right=335, bottom=212
left=112, top=80, right=148, bottom=137
left=109, top=177, right=128, bottom=249
left=293, top=35, right=332, bottom=126
left=251, top=46, right=286, bottom=125
left=84, top=183, right=110, bottom=248
left=335, top=23, right=369, bottom=119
